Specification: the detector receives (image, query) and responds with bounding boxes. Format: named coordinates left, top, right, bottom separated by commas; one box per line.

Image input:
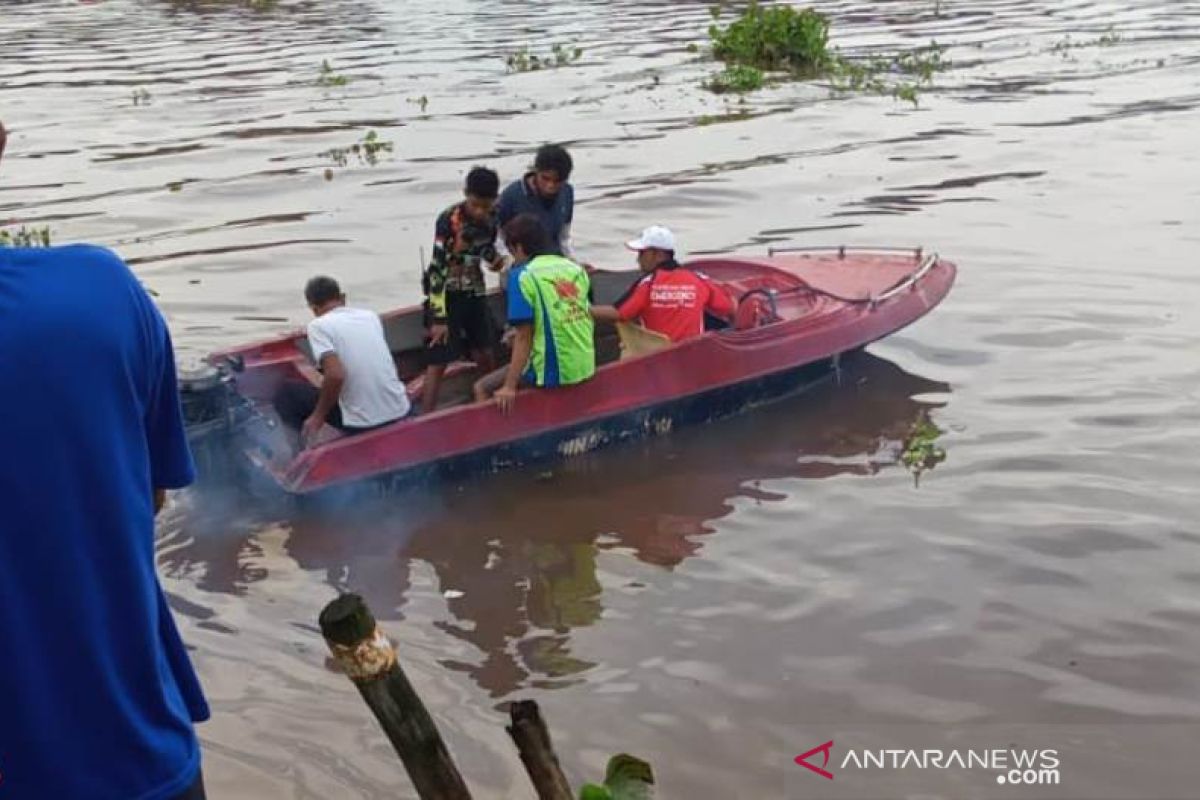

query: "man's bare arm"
left=590, top=304, right=621, bottom=323
left=311, top=353, right=346, bottom=421
left=503, top=325, right=534, bottom=391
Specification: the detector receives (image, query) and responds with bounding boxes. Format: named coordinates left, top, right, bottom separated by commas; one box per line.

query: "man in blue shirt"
left=0, top=120, right=209, bottom=799
left=497, top=143, right=577, bottom=259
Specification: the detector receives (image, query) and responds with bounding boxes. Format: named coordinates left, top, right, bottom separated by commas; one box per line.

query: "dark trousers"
left=272, top=379, right=415, bottom=434
left=273, top=380, right=344, bottom=432
left=172, top=771, right=206, bottom=800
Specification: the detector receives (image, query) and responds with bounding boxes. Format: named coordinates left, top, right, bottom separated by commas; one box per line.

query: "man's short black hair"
left=305, top=275, right=342, bottom=307
left=465, top=165, right=499, bottom=199
left=503, top=214, right=552, bottom=258
left=533, top=144, right=573, bottom=182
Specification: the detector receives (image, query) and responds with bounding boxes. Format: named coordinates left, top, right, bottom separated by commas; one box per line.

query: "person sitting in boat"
left=473, top=213, right=595, bottom=413
left=274, top=275, right=413, bottom=446
left=421, top=165, right=507, bottom=413
left=591, top=225, right=735, bottom=343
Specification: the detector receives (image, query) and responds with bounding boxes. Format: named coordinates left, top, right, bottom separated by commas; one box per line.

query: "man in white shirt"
left=273, top=275, right=412, bottom=446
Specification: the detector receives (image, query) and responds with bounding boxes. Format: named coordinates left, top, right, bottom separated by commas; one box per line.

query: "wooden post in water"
left=318, top=594, right=473, bottom=800
left=507, top=700, right=575, bottom=800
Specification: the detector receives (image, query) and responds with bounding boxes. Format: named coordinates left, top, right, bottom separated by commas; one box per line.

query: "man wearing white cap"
left=591, top=225, right=735, bottom=343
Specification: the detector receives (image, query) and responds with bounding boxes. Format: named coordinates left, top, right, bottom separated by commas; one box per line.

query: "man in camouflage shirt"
left=421, top=166, right=506, bottom=412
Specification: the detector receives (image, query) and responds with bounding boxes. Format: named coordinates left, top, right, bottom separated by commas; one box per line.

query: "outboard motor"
left=178, top=357, right=246, bottom=481
left=180, top=363, right=228, bottom=431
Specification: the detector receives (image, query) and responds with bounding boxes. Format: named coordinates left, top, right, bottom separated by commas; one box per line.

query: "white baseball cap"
left=626, top=225, right=677, bottom=252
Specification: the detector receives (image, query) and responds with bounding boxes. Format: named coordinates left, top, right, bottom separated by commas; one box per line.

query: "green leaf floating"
left=577, top=754, right=655, bottom=800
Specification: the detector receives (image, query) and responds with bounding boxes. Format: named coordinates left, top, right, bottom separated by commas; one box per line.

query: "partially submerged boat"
left=182, top=246, right=956, bottom=495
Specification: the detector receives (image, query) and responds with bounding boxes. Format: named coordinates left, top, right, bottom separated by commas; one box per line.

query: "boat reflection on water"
left=161, top=349, right=949, bottom=697
left=401, top=350, right=950, bottom=696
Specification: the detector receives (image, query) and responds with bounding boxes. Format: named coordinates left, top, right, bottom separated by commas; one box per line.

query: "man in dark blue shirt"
left=0, top=120, right=208, bottom=800
left=497, top=143, right=577, bottom=259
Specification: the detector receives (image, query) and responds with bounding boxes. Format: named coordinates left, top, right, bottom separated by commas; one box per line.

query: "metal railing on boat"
left=766, top=244, right=925, bottom=260
left=870, top=252, right=939, bottom=307
left=761, top=245, right=940, bottom=306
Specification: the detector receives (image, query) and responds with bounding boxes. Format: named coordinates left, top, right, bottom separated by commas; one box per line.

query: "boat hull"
left=343, top=354, right=840, bottom=498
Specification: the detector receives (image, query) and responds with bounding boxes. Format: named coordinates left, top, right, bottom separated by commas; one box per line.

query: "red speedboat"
left=183, top=246, right=955, bottom=495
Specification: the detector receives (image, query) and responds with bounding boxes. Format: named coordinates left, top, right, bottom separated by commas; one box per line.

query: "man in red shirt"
left=592, top=226, right=735, bottom=342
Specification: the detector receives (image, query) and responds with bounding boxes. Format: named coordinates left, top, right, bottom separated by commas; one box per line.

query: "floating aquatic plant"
left=321, top=129, right=393, bottom=168
left=316, top=59, right=350, bottom=87
left=1049, top=26, right=1122, bottom=57
left=900, top=412, right=947, bottom=486
left=828, top=42, right=946, bottom=106
left=708, top=1, right=833, bottom=74
left=702, top=64, right=765, bottom=94
left=578, top=753, right=655, bottom=800
left=702, top=2, right=949, bottom=105
left=506, top=43, right=584, bottom=73
left=0, top=225, right=53, bottom=248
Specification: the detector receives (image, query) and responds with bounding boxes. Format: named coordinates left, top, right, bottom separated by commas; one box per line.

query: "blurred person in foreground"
left=0, top=118, right=209, bottom=800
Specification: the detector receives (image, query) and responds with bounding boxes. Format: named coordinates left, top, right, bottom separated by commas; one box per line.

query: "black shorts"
left=426, top=292, right=495, bottom=366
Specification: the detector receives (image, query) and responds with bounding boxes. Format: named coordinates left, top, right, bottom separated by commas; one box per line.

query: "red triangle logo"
left=795, top=740, right=835, bottom=780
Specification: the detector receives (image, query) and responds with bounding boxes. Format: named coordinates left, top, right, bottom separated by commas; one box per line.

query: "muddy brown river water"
left=3, top=0, right=1200, bottom=797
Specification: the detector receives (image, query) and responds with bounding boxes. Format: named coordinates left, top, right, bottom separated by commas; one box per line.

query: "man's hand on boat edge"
left=301, top=414, right=326, bottom=448
left=495, top=385, right=518, bottom=414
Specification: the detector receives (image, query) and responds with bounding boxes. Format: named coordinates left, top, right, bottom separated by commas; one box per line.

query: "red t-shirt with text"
left=615, top=264, right=735, bottom=343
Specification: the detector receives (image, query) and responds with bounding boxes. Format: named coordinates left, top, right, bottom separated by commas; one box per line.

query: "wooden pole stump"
left=319, top=593, right=473, bottom=800
left=507, top=700, right=574, bottom=800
